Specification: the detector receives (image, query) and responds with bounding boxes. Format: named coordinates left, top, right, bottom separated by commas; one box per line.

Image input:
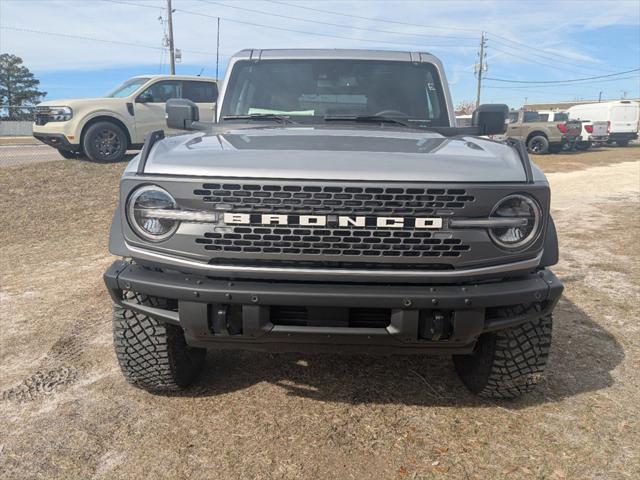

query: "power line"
left=199, top=0, right=475, bottom=41
left=484, top=75, right=640, bottom=89
left=102, top=0, right=477, bottom=48
left=266, top=0, right=480, bottom=33
left=0, top=25, right=228, bottom=58
left=486, top=31, right=638, bottom=71
left=485, top=68, right=640, bottom=84
left=487, top=41, right=619, bottom=76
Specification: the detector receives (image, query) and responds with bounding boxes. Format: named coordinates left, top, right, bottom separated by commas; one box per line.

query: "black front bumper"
left=33, top=133, right=78, bottom=151
left=104, top=260, right=563, bottom=354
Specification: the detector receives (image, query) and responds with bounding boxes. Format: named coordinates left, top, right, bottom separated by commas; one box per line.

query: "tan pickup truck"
left=506, top=110, right=582, bottom=154
left=33, top=75, right=217, bottom=162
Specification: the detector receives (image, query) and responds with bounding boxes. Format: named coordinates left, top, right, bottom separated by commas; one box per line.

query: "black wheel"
left=82, top=121, right=127, bottom=162
left=527, top=135, right=549, bottom=154
left=113, top=291, right=206, bottom=392
left=57, top=149, right=82, bottom=159
left=453, top=306, right=552, bottom=399
left=575, top=141, right=592, bottom=151
left=616, top=140, right=630, bottom=147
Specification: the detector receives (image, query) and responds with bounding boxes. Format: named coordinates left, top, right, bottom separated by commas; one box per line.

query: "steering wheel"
left=374, top=110, right=409, bottom=118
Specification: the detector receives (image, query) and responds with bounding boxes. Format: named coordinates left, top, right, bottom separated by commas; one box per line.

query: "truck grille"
left=193, top=183, right=475, bottom=215
left=195, top=226, right=470, bottom=258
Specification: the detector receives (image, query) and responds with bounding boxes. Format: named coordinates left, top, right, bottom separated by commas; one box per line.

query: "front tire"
left=453, top=307, right=552, bottom=399
left=527, top=135, right=549, bottom=154
left=82, top=121, right=127, bottom=162
left=113, top=292, right=206, bottom=392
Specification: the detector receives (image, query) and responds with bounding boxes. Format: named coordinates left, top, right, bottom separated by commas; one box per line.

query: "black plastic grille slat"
left=194, top=183, right=474, bottom=215
left=270, top=306, right=391, bottom=328
left=197, top=225, right=470, bottom=258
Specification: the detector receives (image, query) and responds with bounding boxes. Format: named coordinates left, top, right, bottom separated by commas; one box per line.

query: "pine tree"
left=0, top=54, right=47, bottom=120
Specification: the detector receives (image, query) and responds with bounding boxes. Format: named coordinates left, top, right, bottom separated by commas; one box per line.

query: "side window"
left=184, top=81, right=218, bottom=103
left=509, top=112, right=519, bottom=123
left=523, top=111, right=539, bottom=123
left=140, top=80, right=182, bottom=103
left=538, top=113, right=549, bottom=122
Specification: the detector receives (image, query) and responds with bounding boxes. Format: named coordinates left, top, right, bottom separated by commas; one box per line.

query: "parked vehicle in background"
left=506, top=109, right=581, bottom=154
left=32, top=75, right=218, bottom=162
left=455, top=114, right=472, bottom=127
left=104, top=48, right=563, bottom=399
left=538, top=109, right=609, bottom=150
left=567, top=100, right=639, bottom=147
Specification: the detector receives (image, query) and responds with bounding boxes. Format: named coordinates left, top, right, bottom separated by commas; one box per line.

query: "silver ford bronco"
left=104, top=49, right=563, bottom=399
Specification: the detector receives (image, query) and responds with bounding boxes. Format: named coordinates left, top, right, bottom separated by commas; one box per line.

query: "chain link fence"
left=0, top=106, right=57, bottom=167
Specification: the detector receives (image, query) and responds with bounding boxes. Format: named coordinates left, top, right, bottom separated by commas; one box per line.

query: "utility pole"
left=474, top=32, right=486, bottom=108
left=167, top=0, right=176, bottom=75
left=598, top=91, right=602, bottom=102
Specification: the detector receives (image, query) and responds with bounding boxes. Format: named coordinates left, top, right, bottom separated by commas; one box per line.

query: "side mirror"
left=166, top=98, right=200, bottom=130
left=473, top=104, right=508, bottom=135
left=136, top=92, right=153, bottom=103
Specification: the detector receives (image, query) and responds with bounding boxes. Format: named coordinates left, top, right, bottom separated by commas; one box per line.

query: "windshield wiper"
left=222, top=114, right=297, bottom=124
left=324, top=115, right=413, bottom=128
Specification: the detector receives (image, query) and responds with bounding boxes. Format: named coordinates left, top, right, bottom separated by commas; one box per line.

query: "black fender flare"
left=540, top=215, right=559, bottom=267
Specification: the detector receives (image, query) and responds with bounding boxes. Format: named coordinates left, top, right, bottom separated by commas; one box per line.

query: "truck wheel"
left=527, top=136, right=549, bottom=154
left=616, top=140, right=629, bottom=147
left=82, top=121, right=127, bottom=162
left=113, top=291, right=206, bottom=392
left=453, top=308, right=552, bottom=399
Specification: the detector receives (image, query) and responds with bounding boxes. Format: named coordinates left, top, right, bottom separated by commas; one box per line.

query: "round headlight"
left=127, top=185, right=178, bottom=241
left=489, top=194, right=542, bottom=251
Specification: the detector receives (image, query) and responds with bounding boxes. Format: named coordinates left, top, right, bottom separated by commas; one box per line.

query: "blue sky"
left=1, top=0, right=639, bottom=108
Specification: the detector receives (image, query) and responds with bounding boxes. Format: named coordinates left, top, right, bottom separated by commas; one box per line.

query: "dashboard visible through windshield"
left=220, top=59, right=449, bottom=126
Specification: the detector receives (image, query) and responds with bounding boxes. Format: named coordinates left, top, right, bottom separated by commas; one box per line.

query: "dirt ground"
left=1, top=145, right=639, bottom=479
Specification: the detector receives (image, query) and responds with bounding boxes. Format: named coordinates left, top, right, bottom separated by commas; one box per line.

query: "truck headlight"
left=127, top=185, right=179, bottom=241
left=47, top=106, right=73, bottom=121
left=489, top=194, right=542, bottom=251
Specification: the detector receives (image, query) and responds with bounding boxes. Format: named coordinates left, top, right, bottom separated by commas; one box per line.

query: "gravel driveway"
left=1, top=147, right=638, bottom=479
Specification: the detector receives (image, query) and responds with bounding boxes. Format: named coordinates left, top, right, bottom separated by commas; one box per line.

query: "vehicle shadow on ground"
left=171, top=298, right=624, bottom=408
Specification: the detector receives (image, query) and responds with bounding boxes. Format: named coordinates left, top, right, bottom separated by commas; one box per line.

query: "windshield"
left=105, top=77, right=150, bottom=98
left=220, top=59, right=449, bottom=126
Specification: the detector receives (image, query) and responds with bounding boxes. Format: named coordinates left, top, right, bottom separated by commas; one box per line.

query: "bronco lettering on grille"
left=223, top=213, right=443, bottom=229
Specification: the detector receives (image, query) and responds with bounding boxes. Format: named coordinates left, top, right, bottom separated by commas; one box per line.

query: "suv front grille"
left=195, top=225, right=470, bottom=258
left=193, top=183, right=475, bottom=215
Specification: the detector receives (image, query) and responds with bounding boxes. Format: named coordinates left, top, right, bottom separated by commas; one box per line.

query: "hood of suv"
left=37, top=97, right=125, bottom=108
left=137, top=126, right=534, bottom=182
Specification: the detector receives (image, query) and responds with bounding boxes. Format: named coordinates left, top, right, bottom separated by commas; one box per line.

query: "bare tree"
left=455, top=100, right=476, bottom=116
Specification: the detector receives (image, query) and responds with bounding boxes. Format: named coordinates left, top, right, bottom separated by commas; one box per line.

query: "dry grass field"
left=1, top=145, right=639, bottom=479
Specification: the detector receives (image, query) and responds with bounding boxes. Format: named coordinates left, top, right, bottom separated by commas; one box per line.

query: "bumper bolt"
left=402, top=298, right=412, bottom=308
left=432, top=298, right=439, bottom=305
left=464, top=298, right=472, bottom=306
left=251, top=295, right=259, bottom=303
left=535, top=292, right=542, bottom=300
left=225, top=293, right=232, bottom=299
left=124, top=282, right=131, bottom=289
left=193, top=291, right=199, bottom=298
left=196, top=280, right=203, bottom=285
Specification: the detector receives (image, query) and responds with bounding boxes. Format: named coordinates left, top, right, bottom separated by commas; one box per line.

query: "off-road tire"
left=527, top=135, right=549, bottom=155
left=58, top=149, right=82, bottom=159
left=616, top=140, right=630, bottom=147
left=113, top=292, right=206, bottom=392
left=453, top=306, right=552, bottom=399
left=82, top=121, right=128, bottom=163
